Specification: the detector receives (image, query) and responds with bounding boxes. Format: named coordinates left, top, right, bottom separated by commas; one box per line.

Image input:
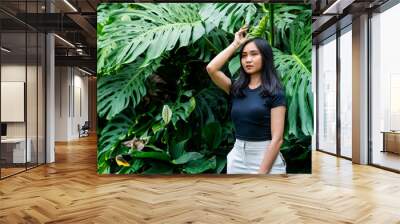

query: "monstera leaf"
left=97, top=57, right=161, bottom=120
left=199, top=3, right=257, bottom=33
left=97, top=3, right=312, bottom=174
left=98, top=3, right=207, bottom=75
left=273, top=19, right=312, bottom=138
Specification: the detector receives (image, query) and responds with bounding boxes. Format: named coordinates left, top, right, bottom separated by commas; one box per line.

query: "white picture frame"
left=1, top=81, right=25, bottom=122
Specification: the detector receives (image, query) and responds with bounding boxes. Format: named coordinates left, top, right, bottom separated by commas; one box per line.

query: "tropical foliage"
left=97, top=3, right=312, bottom=174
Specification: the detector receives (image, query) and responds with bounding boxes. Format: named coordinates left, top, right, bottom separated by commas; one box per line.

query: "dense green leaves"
left=199, top=3, right=257, bottom=33
left=272, top=16, right=312, bottom=138
left=98, top=3, right=207, bottom=75
left=97, top=3, right=312, bottom=174
left=183, top=156, right=217, bottom=174
left=172, top=152, right=204, bottom=165
left=98, top=113, right=134, bottom=174
left=97, top=57, right=161, bottom=120
left=202, top=122, right=223, bottom=150
left=131, top=150, right=170, bottom=161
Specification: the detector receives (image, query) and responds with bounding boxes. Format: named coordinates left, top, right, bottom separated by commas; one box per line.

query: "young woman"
left=206, top=26, right=287, bottom=174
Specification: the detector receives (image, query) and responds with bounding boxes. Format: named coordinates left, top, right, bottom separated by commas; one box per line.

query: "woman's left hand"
left=233, top=26, right=249, bottom=47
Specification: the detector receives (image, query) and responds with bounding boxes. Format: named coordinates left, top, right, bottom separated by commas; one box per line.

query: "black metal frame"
left=367, top=10, right=372, bottom=166
left=336, top=20, right=341, bottom=158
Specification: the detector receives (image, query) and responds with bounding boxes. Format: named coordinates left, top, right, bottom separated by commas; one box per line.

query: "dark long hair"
left=230, top=38, right=283, bottom=98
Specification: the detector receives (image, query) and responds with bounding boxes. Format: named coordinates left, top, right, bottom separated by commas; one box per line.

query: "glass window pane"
left=340, top=27, right=352, bottom=158
left=318, top=35, right=337, bottom=154
left=371, top=4, right=400, bottom=171
left=1, top=30, right=27, bottom=177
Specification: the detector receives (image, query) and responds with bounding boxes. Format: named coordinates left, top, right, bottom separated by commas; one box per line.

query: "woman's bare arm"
left=258, top=106, right=286, bottom=174
left=206, top=27, right=248, bottom=94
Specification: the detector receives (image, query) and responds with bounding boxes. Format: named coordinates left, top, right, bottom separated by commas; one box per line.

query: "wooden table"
left=381, top=131, right=400, bottom=154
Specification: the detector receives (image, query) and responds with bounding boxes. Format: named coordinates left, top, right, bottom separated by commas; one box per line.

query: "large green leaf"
left=297, top=77, right=313, bottom=136
left=274, top=48, right=313, bottom=138
left=172, top=152, right=204, bottom=165
left=131, top=150, right=171, bottom=161
left=202, top=122, right=222, bottom=150
left=273, top=4, right=309, bottom=39
left=272, top=15, right=312, bottom=139
left=188, top=28, right=231, bottom=62
left=169, top=138, right=188, bottom=159
left=97, top=57, right=161, bottom=120
left=199, top=3, right=257, bottom=33
left=143, top=162, right=174, bottom=174
left=228, top=54, right=240, bottom=77
left=249, top=14, right=269, bottom=40
left=183, top=156, right=217, bottom=174
left=98, top=3, right=207, bottom=75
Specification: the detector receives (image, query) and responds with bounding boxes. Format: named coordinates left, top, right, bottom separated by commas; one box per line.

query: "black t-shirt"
left=230, top=85, right=286, bottom=141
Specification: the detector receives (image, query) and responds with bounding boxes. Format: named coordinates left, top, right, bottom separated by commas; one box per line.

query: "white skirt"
left=227, top=139, right=286, bottom=174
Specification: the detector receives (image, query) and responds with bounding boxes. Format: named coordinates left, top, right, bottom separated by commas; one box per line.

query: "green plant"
left=97, top=3, right=312, bottom=174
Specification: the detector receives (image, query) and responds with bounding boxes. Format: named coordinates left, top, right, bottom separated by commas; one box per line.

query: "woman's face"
left=241, top=41, right=263, bottom=75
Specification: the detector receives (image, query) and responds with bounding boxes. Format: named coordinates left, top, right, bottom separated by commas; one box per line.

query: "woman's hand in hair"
left=205, top=27, right=250, bottom=95
left=233, top=26, right=249, bottom=48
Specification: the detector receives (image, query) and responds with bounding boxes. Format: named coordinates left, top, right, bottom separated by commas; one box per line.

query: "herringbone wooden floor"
left=0, top=135, right=399, bottom=224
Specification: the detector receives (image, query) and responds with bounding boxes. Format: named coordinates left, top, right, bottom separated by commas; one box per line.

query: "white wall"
left=55, top=66, right=69, bottom=141
left=1, top=65, right=38, bottom=138
left=54, top=66, right=89, bottom=141
left=1, top=63, right=46, bottom=164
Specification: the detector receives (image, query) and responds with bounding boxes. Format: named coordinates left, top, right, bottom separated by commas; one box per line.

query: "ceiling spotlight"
left=54, top=34, right=75, bottom=48
left=77, top=67, right=92, bottom=76
left=1, top=47, right=11, bottom=53
left=322, top=0, right=354, bottom=15
left=63, top=0, right=78, bottom=12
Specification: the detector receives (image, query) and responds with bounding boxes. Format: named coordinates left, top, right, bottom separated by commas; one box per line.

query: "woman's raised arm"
left=206, top=26, right=248, bottom=94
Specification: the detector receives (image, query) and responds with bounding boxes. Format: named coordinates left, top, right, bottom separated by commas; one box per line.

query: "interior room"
left=0, top=16, right=46, bottom=177
left=0, top=0, right=399, bottom=223
left=370, top=2, right=400, bottom=171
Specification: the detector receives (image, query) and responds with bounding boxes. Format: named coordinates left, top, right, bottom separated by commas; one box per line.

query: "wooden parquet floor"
left=0, top=135, right=399, bottom=224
